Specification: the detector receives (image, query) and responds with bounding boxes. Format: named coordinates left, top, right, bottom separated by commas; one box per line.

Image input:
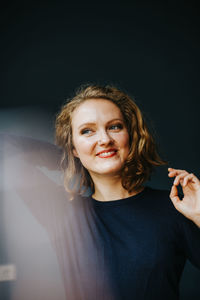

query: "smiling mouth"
left=96, top=150, right=117, bottom=158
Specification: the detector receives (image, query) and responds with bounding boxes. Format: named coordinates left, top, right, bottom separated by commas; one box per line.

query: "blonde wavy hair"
left=55, top=84, right=166, bottom=199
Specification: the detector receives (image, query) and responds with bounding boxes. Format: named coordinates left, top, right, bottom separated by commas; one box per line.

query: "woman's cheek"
left=79, top=137, right=96, bottom=154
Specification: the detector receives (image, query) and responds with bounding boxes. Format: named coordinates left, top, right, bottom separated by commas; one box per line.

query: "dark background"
left=0, top=0, right=200, bottom=299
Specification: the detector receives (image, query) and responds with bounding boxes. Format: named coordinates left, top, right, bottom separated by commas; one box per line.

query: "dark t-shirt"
left=82, top=187, right=200, bottom=299
left=2, top=134, right=200, bottom=299
left=38, top=186, right=200, bottom=300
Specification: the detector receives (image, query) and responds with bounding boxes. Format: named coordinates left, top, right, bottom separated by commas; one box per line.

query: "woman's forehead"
left=71, top=99, right=123, bottom=124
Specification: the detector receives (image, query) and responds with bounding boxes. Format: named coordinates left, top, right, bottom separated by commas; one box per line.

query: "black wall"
left=1, top=1, right=200, bottom=298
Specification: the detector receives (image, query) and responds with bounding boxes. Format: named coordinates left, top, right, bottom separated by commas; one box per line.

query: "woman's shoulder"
left=141, top=186, right=173, bottom=206
left=141, top=186, right=182, bottom=220
left=144, top=186, right=170, bottom=197
left=145, top=186, right=199, bottom=232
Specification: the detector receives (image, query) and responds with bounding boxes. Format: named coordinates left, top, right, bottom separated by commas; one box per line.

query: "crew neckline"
left=90, top=186, right=149, bottom=207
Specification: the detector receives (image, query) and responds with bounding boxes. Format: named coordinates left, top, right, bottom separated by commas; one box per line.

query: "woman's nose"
left=97, top=130, right=113, bottom=146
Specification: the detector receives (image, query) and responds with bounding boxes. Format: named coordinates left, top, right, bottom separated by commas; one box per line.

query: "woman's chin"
left=90, top=166, right=123, bottom=177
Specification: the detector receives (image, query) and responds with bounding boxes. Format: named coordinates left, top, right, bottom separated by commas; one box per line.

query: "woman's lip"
left=96, top=149, right=118, bottom=158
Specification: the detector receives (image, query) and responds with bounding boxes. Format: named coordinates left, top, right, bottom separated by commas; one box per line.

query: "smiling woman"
left=71, top=99, right=130, bottom=187
left=2, top=85, right=199, bottom=300
left=55, top=85, right=165, bottom=200
left=53, top=84, right=200, bottom=300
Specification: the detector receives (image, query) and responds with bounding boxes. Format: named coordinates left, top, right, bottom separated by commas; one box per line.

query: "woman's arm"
left=1, top=133, right=66, bottom=228
left=0, top=133, right=62, bottom=170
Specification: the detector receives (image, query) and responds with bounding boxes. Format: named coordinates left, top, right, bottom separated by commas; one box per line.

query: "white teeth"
left=99, top=151, right=115, bottom=157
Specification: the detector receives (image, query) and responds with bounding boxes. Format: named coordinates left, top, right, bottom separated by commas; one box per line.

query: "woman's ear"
left=73, top=148, right=79, bottom=158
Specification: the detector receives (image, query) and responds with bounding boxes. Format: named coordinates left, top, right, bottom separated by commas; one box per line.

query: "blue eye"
left=109, top=124, right=123, bottom=130
left=81, top=129, right=92, bottom=135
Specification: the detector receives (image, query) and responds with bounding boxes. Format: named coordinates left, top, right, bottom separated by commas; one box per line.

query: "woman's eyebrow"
left=106, top=118, right=124, bottom=124
left=78, top=119, right=124, bottom=129
left=78, top=122, right=96, bottom=129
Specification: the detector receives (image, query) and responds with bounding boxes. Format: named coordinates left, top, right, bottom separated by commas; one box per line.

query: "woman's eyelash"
left=81, top=128, right=92, bottom=135
left=80, top=124, right=123, bottom=134
left=109, top=124, right=123, bottom=130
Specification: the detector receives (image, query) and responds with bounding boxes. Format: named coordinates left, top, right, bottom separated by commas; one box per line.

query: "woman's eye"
left=81, top=129, right=93, bottom=135
left=109, top=124, right=123, bottom=130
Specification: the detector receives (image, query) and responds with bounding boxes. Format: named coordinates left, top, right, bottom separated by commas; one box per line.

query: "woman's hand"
left=168, top=168, right=200, bottom=228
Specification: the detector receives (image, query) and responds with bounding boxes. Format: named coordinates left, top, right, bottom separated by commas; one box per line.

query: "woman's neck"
left=91, top=174, right=143, bottom=202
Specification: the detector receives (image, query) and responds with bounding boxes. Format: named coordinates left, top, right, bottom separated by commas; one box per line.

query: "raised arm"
left=1, top=133, right=66, bottom=228
left=1, top=133, right=62, bottom=170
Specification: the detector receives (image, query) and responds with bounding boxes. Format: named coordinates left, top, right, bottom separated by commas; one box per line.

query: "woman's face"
left=71, top=99, right=130, bottom=179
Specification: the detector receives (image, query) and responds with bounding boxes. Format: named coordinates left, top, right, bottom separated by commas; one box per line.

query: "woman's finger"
left=183, top=173, right=200, bottom=189
left=169, top=185, right=180, bottom=207
left=183, top=173, right=195, bottom=187
left=168, top=168, right=188, bottom=178
left=173, top=172, right=189, bottom=186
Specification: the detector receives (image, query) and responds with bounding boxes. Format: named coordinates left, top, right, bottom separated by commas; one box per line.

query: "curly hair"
left=55, top=84, right=166, bottom=199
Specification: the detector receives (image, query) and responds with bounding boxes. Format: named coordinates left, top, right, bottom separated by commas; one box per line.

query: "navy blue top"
left=2, top=134, right=200, bottom=299
left=79, top=187, right=200, bottom=299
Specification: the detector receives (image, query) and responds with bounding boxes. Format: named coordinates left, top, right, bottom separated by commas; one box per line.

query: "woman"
left=55, top=84, right=200, bottom=299
left=3, top=85, right=199, bottom=299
